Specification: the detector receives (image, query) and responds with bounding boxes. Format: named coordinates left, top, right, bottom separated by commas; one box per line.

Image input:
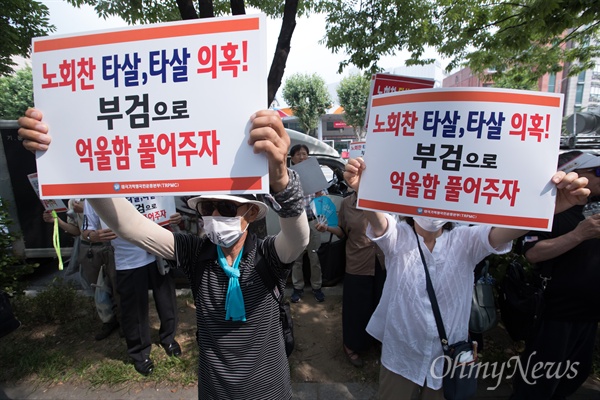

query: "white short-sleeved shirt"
left=366, top=214, right=511, bottom=390
left=83, top=200, right=154, bottom=271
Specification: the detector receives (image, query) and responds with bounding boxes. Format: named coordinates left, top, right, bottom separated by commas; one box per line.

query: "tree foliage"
left=0, top=66, right=33, bottom=120
left=64, top=0, right=326, bottom=105
left=336, top=73, right=369, bottom=140
left=491, top=69, right=540, bottom=91
left=65, top=0, right=320, bottom=23
left=0, top=0, right=54, bottom=77
left=282, top=73, right=331, bottom=136
left=323, top=0, right=600, bottom=84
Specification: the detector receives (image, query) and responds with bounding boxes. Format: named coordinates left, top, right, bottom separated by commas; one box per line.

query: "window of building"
left=548, top=73, right=556, bottom=92
left=575, top=71, right=586, bottom=107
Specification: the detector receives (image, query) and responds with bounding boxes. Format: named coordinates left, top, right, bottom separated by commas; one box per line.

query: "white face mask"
left=202, top=208, right=251, bottom=248
left=413, top=216, right=448, bottom=232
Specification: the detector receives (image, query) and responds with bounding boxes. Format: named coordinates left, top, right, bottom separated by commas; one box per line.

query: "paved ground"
left=2, top=378, right=600, bottom=400
left=4, top=265, right=600, bottom=399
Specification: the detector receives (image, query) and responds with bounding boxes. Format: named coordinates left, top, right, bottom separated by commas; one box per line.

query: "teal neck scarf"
left=216, top=246, right=246, bottom=322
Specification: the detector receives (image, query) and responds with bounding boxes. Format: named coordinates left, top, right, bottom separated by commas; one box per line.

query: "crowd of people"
left=41, top=197, right=184, bottom=373
left=17, top=107, right=599, bottom=400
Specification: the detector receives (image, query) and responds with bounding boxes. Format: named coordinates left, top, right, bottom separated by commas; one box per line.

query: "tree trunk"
left=169, top=0, right=296, bottom=238
left=197, top=0, right=214, bottom=18
left=176, top=0, right=198, bottom=19
left=230, top=0, right=245, bottom=15
left=266, top=0, right=299, bottom=106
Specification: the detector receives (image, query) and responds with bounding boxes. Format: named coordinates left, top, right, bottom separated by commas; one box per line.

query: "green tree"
left=336, top=73, right=369, bottom=140
left=322, top=0, right=599, bottom=85
left=65, top=0, right=326, bottom=105
left=491, top=69, right=540, bottom=91
left=0, top=66, right=33, bottom=120
left=281, top=73, right=331, bottom=136
left=0, top=0, right=54, bottom=76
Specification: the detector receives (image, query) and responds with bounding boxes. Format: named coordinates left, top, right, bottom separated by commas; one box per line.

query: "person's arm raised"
left=87, top=198, right=176, bottom=260
left=248, top=110, right=309, bottom=262
left=343, top=158, right=388, bottom=237
left=488, top=171, right=590, bottom=249
left=248, top=110, right=290, bottom=193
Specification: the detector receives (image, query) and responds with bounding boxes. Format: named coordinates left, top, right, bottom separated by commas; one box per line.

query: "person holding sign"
left=41, top=199, right=82, bottom=238
left=511, top=151, right=600, bottom=400
left=18, top=108, right=309, bottom=400
left=342, top=157, right=590, bottom=400
left=82, top=200, right=182, bottom=376
left=315, top=188, right=386, bottom=368
left=289, top=144, right=326, bottom=303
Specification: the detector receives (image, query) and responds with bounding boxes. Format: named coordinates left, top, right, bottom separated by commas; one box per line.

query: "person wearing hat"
left=511, top=150, right=600, bottom=399
left=18, top=108, right=309, bottom=400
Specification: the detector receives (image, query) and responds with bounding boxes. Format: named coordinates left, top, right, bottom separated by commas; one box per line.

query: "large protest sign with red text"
left=364, top=73, right=435, bottom=130
left=357, top=88, right=563, bottom=231
left=31, top=14, right=268, bottom=199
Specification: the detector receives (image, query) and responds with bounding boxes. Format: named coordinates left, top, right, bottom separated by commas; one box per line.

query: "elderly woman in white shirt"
left=343, top=157, right=590, bottom=400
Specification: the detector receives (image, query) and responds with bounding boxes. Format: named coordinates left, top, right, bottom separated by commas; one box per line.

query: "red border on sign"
left=40, top=176, right=263, bottom=196
left=357, top=198, right=549, bottom=229
left=34, top=17, right=260, bottom=52
left=372, top=90, right=561, bottom=108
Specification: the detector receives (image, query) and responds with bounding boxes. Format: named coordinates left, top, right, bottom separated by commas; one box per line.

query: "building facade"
left=442, top=58, right=600, bottom=119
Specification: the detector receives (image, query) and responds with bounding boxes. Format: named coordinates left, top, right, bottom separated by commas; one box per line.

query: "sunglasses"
left=578, top=167, right=600, bottom=177
left=196, top=201, right=244, bottom=217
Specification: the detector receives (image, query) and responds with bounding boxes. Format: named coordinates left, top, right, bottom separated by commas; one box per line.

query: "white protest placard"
left=289, top=157, right=329, bottom=195
left=27, top=173, right=68, bottom=212
left=31, top=14, right=268, bottom=199
left=358, top=87, right=563, bottom=231
left=128, top=196, right=176, bottom=226
left=98, top=196, right=176, bottom=229
left=349, top=141, right=366, bottom=159
left=365, top=73, right=435, bottom=130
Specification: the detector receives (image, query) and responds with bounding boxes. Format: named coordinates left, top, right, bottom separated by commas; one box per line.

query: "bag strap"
left=254, top=241, right=284, bottom=306
left=413, top=227, right=450, bottom=351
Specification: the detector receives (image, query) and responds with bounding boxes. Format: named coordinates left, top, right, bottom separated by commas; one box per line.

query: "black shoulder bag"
left=414, top=229, right=478, bottom=400
left=317, top=232, right=346, bottom=286
left=497, top=257, right=550, bottom=342
left=254, top=246, right=294, bottom=357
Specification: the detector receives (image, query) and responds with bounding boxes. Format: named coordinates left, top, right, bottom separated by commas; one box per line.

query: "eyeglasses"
left=196, top=201, right=244, bottom=217
left=578, top=167, right=600, bottom=178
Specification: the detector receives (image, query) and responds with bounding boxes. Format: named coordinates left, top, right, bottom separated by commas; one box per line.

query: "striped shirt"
left=173, top=234, right=291, bottom=399
left=169, top=171, right=305, bottom=400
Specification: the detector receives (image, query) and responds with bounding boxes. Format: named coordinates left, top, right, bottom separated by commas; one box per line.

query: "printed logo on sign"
left=113, top=183, right=121, bottom=191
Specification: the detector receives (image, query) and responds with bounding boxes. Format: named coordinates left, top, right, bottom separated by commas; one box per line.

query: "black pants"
left=510, top=319, right=597, bottom=400
left=117, top=262, right=178, bottom=363
left=342, top=258, right=386, bottom=352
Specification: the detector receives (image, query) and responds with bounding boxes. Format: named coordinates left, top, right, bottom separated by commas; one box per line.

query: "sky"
left=37, top=1, right=438, bottom=103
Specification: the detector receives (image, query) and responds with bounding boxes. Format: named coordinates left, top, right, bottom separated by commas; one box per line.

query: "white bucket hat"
left=187, top=194, right=268, bottom=220
left=558, top=152, right=600, bottom=173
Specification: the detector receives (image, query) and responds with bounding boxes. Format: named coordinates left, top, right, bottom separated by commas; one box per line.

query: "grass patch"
left=2, top=281, right=598, bottom=392
left=1, top=282, right=198, bottom=389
